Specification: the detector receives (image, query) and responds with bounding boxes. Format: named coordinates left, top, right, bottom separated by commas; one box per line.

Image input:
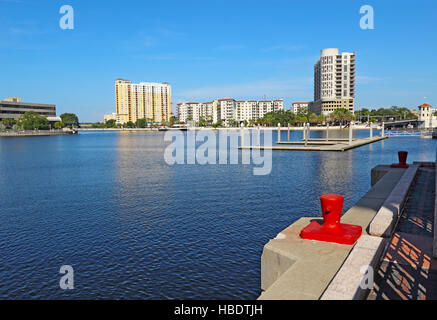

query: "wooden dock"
left=239, top=136, right=387, bottom=152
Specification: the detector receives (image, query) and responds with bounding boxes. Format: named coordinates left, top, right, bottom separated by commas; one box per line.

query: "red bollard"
left=390, top=151, right=409, bottom=168
left=300, top=194, right=362, bottom=245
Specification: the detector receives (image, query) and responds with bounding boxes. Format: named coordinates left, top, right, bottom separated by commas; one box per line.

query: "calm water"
left=0, top=129, right=436, bottom=299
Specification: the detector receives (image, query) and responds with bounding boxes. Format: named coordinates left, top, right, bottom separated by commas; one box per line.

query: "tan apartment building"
left=115, top=79, right=172, bottom=124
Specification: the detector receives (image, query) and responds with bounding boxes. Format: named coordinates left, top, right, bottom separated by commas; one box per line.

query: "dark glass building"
left=0, top=97, right=56, bottom=121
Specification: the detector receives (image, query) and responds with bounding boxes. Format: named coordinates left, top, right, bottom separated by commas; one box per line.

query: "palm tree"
left=332, top=108, right=353, bottom=128
left=309, top=114, right=318, bottom=124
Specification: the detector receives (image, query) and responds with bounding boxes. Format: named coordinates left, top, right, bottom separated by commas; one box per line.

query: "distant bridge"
left=383, top=119, right=423, bottom=129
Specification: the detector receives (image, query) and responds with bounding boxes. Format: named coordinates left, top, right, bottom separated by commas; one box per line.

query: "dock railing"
left=386, top=129, right=432, bottom=137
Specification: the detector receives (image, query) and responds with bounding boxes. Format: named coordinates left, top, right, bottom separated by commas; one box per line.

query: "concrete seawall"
left=259, top=161, right=425, bottom=300
left=0, top=130, right=77, bottom=137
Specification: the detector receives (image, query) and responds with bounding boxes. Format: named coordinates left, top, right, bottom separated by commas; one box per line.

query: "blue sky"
left=1, top=0, right=436, bottom=122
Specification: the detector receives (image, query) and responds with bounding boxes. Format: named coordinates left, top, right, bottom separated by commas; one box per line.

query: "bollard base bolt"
left=301, top=221, right=362, bottom=245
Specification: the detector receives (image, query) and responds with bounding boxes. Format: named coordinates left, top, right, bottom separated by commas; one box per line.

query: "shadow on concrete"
left=369, top=232, right=437, bottom=300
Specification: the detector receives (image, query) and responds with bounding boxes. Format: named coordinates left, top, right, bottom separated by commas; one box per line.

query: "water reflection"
left=1, top=130, right=437, bottom=299
left=115, top=132, right=172, bottom=231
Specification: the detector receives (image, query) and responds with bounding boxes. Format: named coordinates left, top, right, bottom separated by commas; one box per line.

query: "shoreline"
left=0, top=130, right=77, bottom=137
left=77, top=125, right=380, bottom=132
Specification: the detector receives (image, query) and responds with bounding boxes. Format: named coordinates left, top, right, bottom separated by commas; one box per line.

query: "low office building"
left=0, top=97, right=57, bottom=121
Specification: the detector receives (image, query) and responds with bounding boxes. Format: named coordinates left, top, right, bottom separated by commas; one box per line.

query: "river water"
left=0, top=129, right=435, bottom=299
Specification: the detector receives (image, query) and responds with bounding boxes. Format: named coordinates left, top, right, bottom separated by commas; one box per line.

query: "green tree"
left=126, top=121, right=135, bottom=128
left=135, top=118, right=146, bottom=128
left=331, top=108, right=353, bottom=126
left=1, top=118, right=17, bottom=129
left=18, top=111, right=50, bottom=130
left=227, top=118, right=239, bottom=127
left=212, top=120, right=223, bottom=128
left=60, top=113, right=79, bottom=128
left=106, top=119, right=117, bottom=128
left=54, top=122, right=64, bottom=129
left=197, top=116, right=208, bottom=127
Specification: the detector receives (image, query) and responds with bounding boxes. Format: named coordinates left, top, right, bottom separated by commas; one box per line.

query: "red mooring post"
left=300, top=194, right=362, bottom=245
left=390, top=151, right=409, bottom=168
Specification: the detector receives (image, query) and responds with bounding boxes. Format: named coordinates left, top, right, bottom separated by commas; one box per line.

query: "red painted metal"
left=300, top=194, right=362, bottom=245
left=391, top=151, right=409, bottom=168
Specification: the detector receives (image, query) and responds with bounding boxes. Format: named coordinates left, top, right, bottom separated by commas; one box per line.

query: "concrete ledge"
left=369, top=165, right=419, bottom=238
left=371, top=165, right=391, bottom=187
left=321, top=235, right=387, bottom=300
left=259, top=218, right=352, bottom=300
left=258, top=164, right=410, bottom=300
left=260, top=218, right=351, bottom=294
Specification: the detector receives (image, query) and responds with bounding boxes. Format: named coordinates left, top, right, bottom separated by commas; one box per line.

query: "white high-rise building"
left=311, top=48, right=355, bottom=115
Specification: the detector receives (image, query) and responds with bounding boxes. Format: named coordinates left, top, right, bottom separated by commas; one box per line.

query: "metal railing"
left=386, top=130, right=432, bottom=137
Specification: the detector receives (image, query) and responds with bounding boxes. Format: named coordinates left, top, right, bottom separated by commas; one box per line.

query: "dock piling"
left=240, top=123, right=244, bottom=147
left=349, top=122, right=353, bottom=145
left=288, top=123, right=290, bottom=142
left=277, top=123, right=281, bottom=143
left=326, top=123, right=329, bottom=142
left=305, top=123, right=309, bottom=147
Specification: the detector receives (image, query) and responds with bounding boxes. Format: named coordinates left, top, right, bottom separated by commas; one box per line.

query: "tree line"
left=91, top=117, right=176, bottom=129
left=1, top=112, right=79, bottom=130
left=189, top=109, right=353, bottom=128
left=192, top=106, right=418, bottom=128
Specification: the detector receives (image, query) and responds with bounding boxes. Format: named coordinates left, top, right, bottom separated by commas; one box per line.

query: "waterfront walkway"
left=368, top=167, right=437, bottom=300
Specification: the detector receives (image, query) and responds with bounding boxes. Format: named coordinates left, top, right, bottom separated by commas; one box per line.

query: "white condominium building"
left=177, top=101, right=216, bottom=123
left=177, top=99, right=283, bottom=125
left=258, top=100, right=284, bottom=119
left=236, top=100, right=258, bottom=122
left=312, top=48, right=355, bottom=115
left=292, top=102, right=310, bottom=114
left=218, top=99, right=237, bottom=126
